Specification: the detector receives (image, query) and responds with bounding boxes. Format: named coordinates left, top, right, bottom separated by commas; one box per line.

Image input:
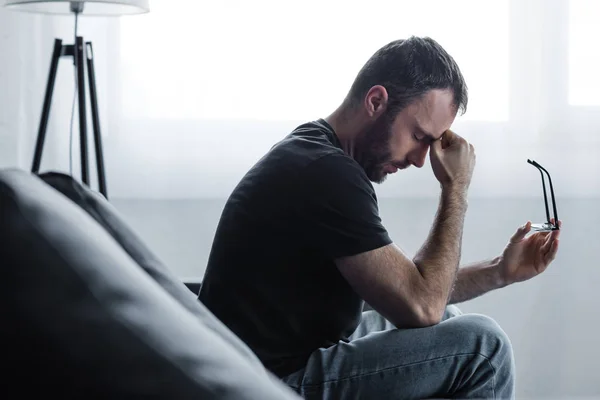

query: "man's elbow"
left=389, top=302, right=444, bottom=329
left=413, top=303, right=445, bottom=327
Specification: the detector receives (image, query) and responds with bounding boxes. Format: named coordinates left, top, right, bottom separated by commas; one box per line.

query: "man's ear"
left=364, top=85, right=389, bottom=118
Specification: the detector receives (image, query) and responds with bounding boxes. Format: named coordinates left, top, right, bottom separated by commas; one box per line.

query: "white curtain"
left=0, top=8, right=51, bottom=169
left=3, top=0, right=599, bottom=199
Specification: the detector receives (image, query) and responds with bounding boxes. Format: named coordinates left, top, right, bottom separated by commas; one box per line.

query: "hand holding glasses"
left=527, top=159, right=560, bottom=232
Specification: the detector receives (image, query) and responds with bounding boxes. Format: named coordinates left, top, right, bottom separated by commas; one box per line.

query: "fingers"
left=441, top=129, right=456, bottom=149
left=543, top=237, right=560, bottom=265
left=431, top=130, right=469, bottom=156
left=541, top=227, right=560, bottom=265
left=550, top=218, right=563, bottom=230
left=541, top=231, right=553, bottom=253
left=430, top=135, right=443, bottom=155
left=510, top=221, right=532, bottom=243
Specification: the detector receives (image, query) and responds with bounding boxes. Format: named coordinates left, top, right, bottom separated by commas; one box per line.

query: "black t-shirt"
left=198, top=119, right=392, bottom=378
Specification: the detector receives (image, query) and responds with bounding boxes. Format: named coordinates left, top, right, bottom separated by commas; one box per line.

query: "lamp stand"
left=31, top=36, right=108, bottom=199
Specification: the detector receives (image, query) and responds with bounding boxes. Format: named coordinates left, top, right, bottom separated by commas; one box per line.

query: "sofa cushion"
left=0, top=168, right=299, bottom=399
left=38, top=171, right=261, bottom=369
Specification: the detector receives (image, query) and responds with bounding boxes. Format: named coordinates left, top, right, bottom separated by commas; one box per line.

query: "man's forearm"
left=449, top=257, right=508, bottom=304
left=412, top=186, right=468, bottom=313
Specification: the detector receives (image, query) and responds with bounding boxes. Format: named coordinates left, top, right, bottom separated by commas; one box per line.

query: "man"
left=199, top=36, right=561, bottom=399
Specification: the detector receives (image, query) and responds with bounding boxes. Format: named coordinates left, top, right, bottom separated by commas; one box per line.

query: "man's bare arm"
left=448, top=258, right=507, bottom=304
left=335, top=130, right=475, bottom=329
left=411, top=185, right=468, bottom=314
left=335, top=185, right=468, bottom=328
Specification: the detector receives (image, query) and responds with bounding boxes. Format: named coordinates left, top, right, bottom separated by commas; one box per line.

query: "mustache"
left=392, top=161, right=409, bottom=169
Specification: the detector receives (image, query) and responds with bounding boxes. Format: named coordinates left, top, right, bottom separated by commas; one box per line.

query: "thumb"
left=442, top=129, right=456, bottom=149
left=510, top=221, right=531, bottom=243
left=430, top=137, right=443, bottom=159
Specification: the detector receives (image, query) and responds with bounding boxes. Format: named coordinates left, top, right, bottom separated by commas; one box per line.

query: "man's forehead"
left=412, top=92, right=455, bottom=140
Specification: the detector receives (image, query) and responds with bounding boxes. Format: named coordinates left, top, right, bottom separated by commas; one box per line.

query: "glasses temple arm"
left=528, top=159, right=551, bottom=224
left=534, top=163, right=559, bottom=228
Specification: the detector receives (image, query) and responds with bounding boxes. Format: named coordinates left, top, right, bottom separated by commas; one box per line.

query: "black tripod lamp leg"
left=85, top=42, right=108, bottom=199
left=32, top=39, right=63, bottom=174
left=75, top=36, right=90, bottom=185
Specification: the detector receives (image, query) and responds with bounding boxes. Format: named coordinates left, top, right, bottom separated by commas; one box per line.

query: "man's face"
left=356, top=89, right=458, bottom=183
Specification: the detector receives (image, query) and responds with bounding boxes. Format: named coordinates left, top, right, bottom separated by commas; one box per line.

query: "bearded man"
left=199, top=36, right=561, bottom=399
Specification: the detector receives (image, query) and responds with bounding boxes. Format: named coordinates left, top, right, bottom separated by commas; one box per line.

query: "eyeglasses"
left=527, top=159, right=560, bottom=231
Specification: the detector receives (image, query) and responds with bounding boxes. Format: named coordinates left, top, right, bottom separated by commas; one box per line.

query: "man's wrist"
left=441, top=184, right=469, bottom=209
left=492, top=256, right=511, bottom=288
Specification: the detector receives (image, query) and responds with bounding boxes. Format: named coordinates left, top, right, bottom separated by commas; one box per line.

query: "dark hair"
left=347, top=36, right=468, bottom=117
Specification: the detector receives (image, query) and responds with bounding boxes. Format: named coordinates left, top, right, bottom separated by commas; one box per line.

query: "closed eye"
left=413, top=132, right=433, bottom=144
left=413, top=132, right=425, bottom=142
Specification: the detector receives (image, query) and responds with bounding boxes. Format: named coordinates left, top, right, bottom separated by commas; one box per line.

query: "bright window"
left=569, top=0, right=600, bottom=106
left=118, top=0, right=509, bottom=122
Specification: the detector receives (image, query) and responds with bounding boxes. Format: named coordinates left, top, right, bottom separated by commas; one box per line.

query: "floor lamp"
left=4, top=0, right=150, bottom=199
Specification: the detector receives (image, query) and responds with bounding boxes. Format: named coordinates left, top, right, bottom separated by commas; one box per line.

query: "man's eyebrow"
left=416, top=125, right=439, bottom=142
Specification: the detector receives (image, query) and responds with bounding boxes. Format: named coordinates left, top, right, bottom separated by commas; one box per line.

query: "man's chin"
left=364, top=162, right=398, bottom=184
left=368, top=170, right=388, bottom=184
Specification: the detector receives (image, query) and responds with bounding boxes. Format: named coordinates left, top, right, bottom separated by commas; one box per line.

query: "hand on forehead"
left=440, top=129, right=456, bottom=148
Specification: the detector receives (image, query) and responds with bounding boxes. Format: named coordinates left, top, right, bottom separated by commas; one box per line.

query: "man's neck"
left=324, top=102, right=367, bottom=159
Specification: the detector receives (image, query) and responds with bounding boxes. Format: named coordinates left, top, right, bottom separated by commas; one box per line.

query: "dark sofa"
left=0, top=168, right=300, bottom=399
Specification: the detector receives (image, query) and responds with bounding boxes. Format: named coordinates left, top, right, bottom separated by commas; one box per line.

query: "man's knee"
left=449, top=313, right=515, bottom=372
left=441, top=314, right=515, bottom=398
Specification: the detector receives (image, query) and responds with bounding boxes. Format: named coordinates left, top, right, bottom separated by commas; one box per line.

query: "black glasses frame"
left=527, top=159, right=560, bottom=231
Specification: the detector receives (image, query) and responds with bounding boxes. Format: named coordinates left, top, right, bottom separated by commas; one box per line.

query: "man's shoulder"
left=299, top=151, right=373, bottom=193
left=272, top=119, right=345, bottom=163
left=230, top=119, right=372, bottom=204
left=275, top=120, right=367, bottom=176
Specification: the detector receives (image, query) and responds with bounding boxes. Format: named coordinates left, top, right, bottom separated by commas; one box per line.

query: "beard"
left=354, top=113, right=394, bottom=183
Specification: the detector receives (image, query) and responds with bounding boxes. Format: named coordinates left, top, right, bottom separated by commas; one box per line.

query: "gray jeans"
left=281, top=306, right=515, bottom=399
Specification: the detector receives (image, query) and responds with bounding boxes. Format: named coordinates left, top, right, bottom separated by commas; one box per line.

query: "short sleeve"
left=296, top=154, right=393, bottom=259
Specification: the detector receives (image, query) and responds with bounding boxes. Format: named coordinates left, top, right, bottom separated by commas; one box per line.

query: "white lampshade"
left=4, top=0, right=149, bottom=16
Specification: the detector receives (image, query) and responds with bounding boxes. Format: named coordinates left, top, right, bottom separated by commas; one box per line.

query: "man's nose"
left=411, top=145, right=429, bottom=168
